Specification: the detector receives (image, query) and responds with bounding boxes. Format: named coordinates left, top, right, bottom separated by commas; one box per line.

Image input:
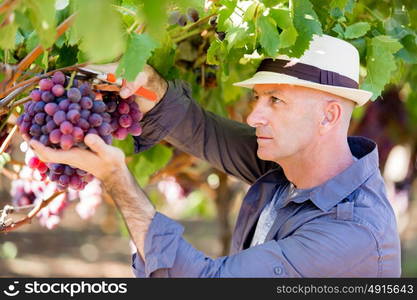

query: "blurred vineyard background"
left=1, top=0, right=417, bottom=277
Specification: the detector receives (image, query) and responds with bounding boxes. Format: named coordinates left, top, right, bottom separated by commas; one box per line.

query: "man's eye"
left=271, top=96, right=282, bottom=103
left=252, top=95, right=259, bottom=101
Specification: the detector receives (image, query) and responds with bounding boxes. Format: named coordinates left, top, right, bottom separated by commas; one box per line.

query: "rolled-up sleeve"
left=131, top=212, right=380, bottom=277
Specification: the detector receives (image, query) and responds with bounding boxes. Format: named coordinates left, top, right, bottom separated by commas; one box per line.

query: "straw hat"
left=233, top=34, right=372, bottom=106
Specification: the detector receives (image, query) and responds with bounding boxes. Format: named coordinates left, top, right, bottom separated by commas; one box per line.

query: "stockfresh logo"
left=3, top=281, right=20, bottom=297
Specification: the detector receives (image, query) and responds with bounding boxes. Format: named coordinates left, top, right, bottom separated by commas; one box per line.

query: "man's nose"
left=246, top=101, right=268, bottom=127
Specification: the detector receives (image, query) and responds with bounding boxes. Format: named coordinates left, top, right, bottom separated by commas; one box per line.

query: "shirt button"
left=274, top=266, right=283, bottom=276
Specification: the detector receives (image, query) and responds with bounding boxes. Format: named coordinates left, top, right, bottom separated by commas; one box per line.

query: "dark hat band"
left=257, top=59, right=358, bottom=89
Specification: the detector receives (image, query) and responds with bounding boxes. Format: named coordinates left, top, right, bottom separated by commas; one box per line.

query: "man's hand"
left=87, top=63, right=168, bottom=114
left=29, top=133, right=156, bottom=260
left=29, top=134, right=125, bottom=182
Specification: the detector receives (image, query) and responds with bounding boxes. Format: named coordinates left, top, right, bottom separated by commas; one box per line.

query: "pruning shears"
left=77, top=67, right=158, bottom=102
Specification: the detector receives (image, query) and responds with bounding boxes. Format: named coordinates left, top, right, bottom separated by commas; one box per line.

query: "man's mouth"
left=256, top=136, right=273, bottom=140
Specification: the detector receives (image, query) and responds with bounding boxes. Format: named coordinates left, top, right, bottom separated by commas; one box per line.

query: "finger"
left=120, top=71, right=149, bottom=99
left=29, top=139, right=96, bottom=170
left=84, top=134, right=108, bottom=155
left=120, top=85, right=133, bottom=99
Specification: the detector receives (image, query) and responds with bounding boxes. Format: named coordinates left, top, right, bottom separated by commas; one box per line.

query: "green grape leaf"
left=289, top=0, right=322, bottom=58
left=260, top=0, right=284, bottom=7
left=116, top=33, right=158, bottom=82
left=332, top=23, right=345, bottom=38
left=25, top=0, right=56, bottom=49
left=345, top=22, right=370, bottom=39
left=142, top=0, right=168, bottom=38
left=270, top=8, right=298, bottom=49
left=207, top=39, right=226, bottom=65
left=73, top=0, right=125, bottom=63
left=257, top=15, right=280, bottom=57
left=396, top=34, right=417, bottom=64
left=362, top=36, right=403, bottom=100
left=0, top=23, right=18, bottom=50
left=129, top=144, right=173, bottom=186
left=225, top=26, right=249, bottom=51
left=148, top=34, right=176, bottom=79
left=217, top=0, right=237, bottom=32
left=329, top=0, right=355, bottom=19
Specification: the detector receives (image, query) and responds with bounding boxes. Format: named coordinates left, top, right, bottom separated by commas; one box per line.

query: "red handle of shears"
left=106, top=73, right=158, bottom=102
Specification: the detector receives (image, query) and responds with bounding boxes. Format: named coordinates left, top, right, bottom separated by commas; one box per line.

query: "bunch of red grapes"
left=16, top=71, right=143, bottom=191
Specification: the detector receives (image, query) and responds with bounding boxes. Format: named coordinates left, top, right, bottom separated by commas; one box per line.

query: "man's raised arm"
left=120, top=65, right=279, bottom=185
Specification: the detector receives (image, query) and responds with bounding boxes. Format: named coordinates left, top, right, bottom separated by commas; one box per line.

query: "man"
left=30, top=34, right=401, bottom=277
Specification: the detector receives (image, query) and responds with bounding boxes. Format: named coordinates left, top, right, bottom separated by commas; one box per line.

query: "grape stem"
left=0, top=191, right=65, bottom=233
left=0, top=124, right=17, bottom=154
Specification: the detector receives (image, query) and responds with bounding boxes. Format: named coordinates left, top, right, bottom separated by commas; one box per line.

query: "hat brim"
left=233, top=72, right=372, bottom=106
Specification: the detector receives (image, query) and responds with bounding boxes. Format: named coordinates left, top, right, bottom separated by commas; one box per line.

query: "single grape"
left=60, top=134, right=74, bottom=150
left=106, top=101, right=117, bottom=113
left=30, top=89, right=42, bottom=102
left=88, top=113, right=103, bottom=127
left=60, top=121, right=74, bottom=135
left=92, top=101, right=107, bottom=113
left=28, top=157, right=41, bottom=169
left=49, top=129, right=62, bottom=144
left=97, top=123, right=112, bottom=136
left=29, top=124, right=42, bottom=137
left=34, top=101, right=46, bottom=113
left=67, top=88, right=82, bottom=103
left=37, top=162, right=48, bottom=174
left=77, top=118, right=90, bottom=131
left=117, top=102, right=130, bottom=114
left=45, top=120, right=57, bottom=133
left=52, top=84, right=65, bottom=97
left=113, top=127, right=128, bottom=140
left=101, top=135, right=113, bottom=145
left=34, top=112, right=46, bottom=125
left=67, top=110, right=81, bottom=124
left=187, top=8, right=199, bottom=22
left=168, top=11, right=181, bottom=25
left=69, top=175, right=83, bottom=190
left=53, top=110, right=66, bottom=125
left=128, top=123, right=142, bottom=136
left=72, top=127, right=84, bottom=142
left=52, top=71, right=66, bottom=85
left=79, top=83, right=91, bottom=96
left=76, top=169, right=87, bottom=177
left=44, top=103, right=58, bottom=116
left=40, top=135, right=49, bottom=145
left=64, top=166, right=75, bottom=176
left=102, top=112, right=111, bottom=123
left=177, top=14, right=187, bottom=26
left=50, top=163, right=64, bottom=174
left=39, top=78, right=54, bottom=91
left=58, top=174, right=70, bottom=186
left=119, top=114, right=132, bottom=128
left=80, top=97, right=93, bottom=110
left=80, top=109, right=91, bottom=119
left=87, top=128, right=98, bottom=135
left=68, top=103, right=81, bottom=111
left=130, top=109, right=143, bottom=122
left=58, top=99, right=70, bottom=111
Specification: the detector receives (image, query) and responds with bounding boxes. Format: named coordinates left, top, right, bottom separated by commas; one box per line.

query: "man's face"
left=247, top=84, right=324, bottom=162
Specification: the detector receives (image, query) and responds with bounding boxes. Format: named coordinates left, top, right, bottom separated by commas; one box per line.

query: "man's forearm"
left=102, top=165, right=156, bottom=260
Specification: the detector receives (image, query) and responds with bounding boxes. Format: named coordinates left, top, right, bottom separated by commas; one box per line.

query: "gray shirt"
left=130, top=80, right=401, bottom=277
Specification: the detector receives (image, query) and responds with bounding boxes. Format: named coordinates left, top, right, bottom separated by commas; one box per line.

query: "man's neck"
left=276, top=137, right=355, bottom=189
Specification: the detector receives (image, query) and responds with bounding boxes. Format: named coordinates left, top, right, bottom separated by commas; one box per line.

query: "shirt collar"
left=279, top=136, right=380, bottom=211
